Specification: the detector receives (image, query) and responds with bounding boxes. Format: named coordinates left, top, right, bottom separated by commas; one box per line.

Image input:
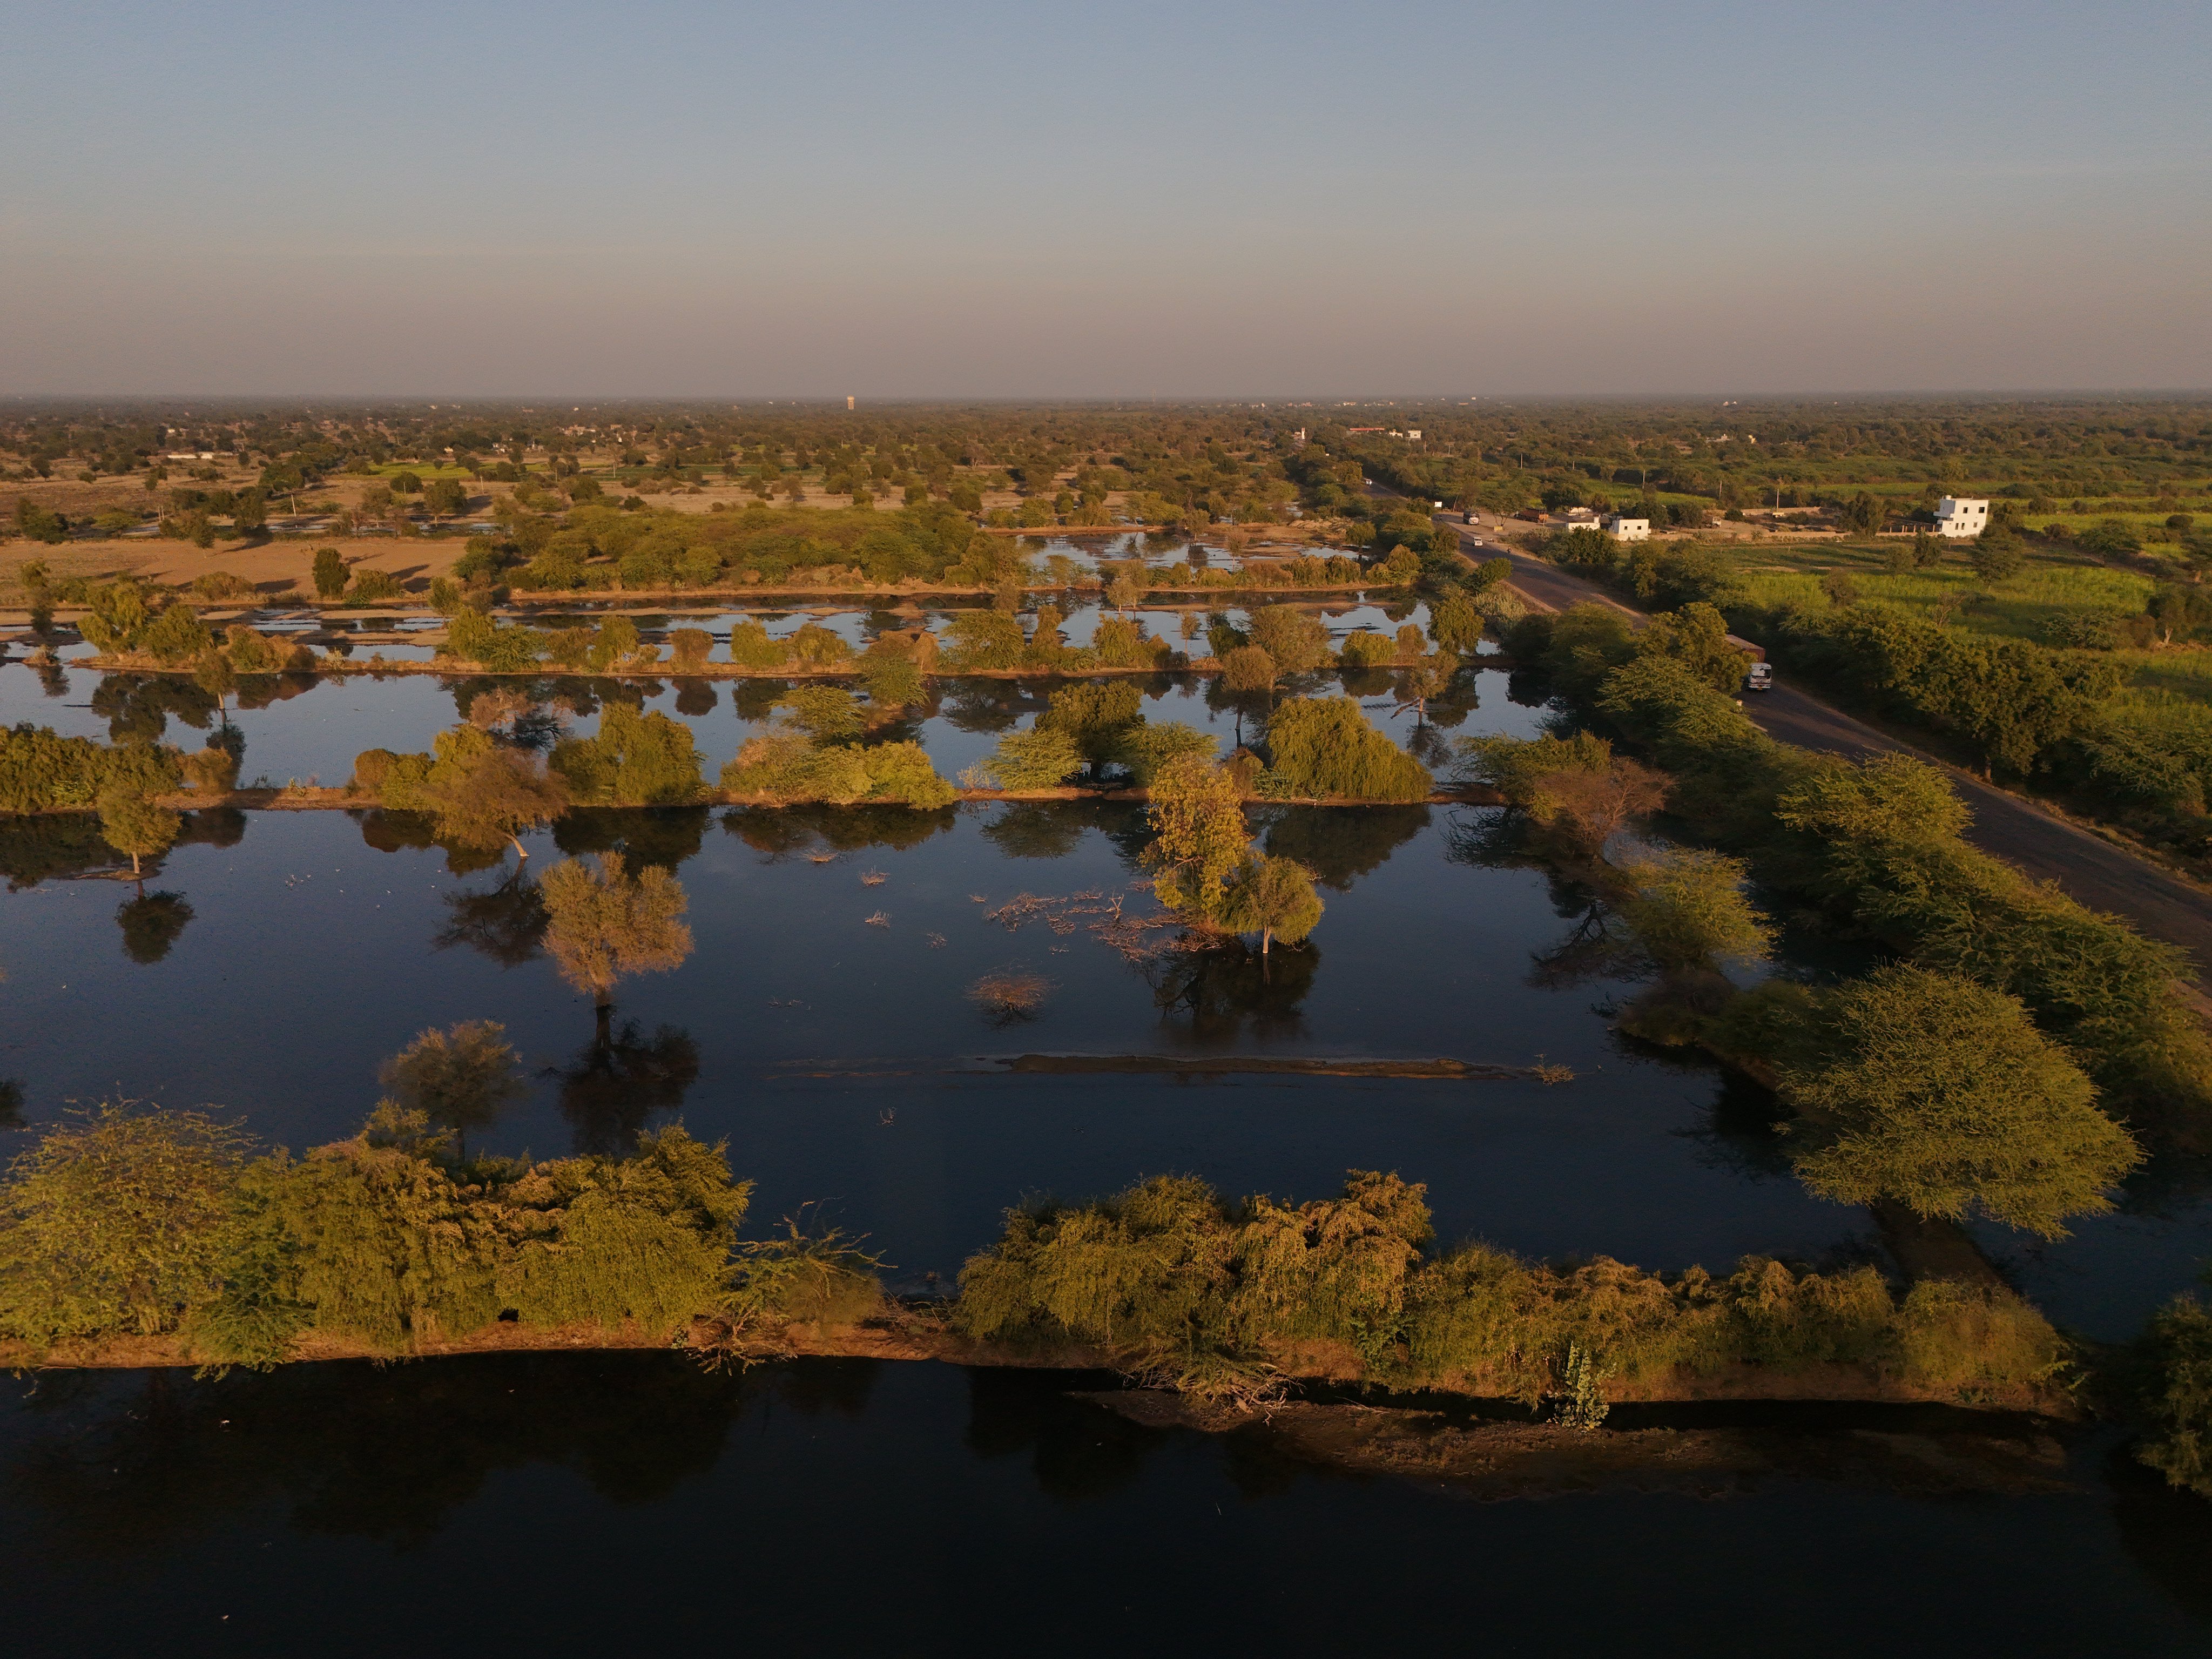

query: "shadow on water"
left=1257, top=804, right=1428, bottom=892
left=2, top=1355, right=879, bottom=1554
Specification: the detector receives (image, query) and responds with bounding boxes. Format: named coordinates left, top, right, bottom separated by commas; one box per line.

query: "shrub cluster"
left=955, top=1171, right=2066, bottom=1406
left=0, top=726, right=181, bottom=814
left=0, top=1104, right=822, bottom=1365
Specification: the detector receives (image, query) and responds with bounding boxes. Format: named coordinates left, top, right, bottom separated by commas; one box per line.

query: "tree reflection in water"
left=1257, top=804, right=1427, bottom=892
left=433, top=866, right=549, bottom=968
left=353, top=807, right=506, bottom=877
left=554, top=806, right=711, bottom=872
left=673, top=679, right=718, bottom=718
left=115, top=891, right=194, bottom=964
left=721, top=804, right=958, bottom=861
left=552, top=1019, right=701, bottom=1155
left=1145, top=943, right=1320, bottom=1048
left=962, top=1366, right=1163, bottom=1502
left=1, top=1355, right=878, bottom=1553
left=982, top=801, right=1092, bottom=862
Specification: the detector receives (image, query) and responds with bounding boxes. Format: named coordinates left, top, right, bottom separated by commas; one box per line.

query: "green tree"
left=100, top=787, right=180, bottom=878
left=541, top=853, right=694, bottom=1018
left=1220, top=855, right=1323, bottom=954
left=1637, top=602, right=1748, bottom=693
left=1972, top=533, right=2025, bottom=583
left=550, top=705, right=704, bottom=805
left=312, top=545, right=348, bottom=601
left=1779, top=965, right=2141, bottom=1238
left=1428, top=590, right=1482, bottom=653
left=417, top=739, right=571, bottom=861
left=1142, top=755, right=1247, bottom=923
left=1247, top=606, right=1331, bottom=676
left=1264, top=697, right=1432, bottom=801
left=422, top=478, right=468, bottom=520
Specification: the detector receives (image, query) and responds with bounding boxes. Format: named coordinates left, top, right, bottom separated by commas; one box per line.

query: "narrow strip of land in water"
left=761, top=1054, right=1565, bottom=1081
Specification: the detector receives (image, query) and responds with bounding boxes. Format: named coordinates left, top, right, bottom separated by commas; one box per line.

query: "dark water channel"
left=3, top=1355, right=2209, bottom=1657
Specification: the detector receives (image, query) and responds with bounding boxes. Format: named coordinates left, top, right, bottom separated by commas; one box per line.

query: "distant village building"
left=1933, top=496, right=1991, bottom=538
left=1556, top=507, right=1603, bottom=529
left=1601, top=515, right=1650, bottom=541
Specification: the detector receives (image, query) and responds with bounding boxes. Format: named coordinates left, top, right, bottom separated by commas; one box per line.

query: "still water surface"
left=3, top=1355, right=2209, bottom=1658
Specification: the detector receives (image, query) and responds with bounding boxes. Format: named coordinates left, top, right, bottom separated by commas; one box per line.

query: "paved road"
left=1434, top=513, right=2212, bottom=974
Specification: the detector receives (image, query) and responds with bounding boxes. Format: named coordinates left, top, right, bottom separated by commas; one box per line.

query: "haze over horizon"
left=4, top=0, right=2207, bottom=399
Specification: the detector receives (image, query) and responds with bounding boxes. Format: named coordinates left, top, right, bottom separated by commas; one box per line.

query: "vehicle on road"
left=1745, top=661, right=1773, bottom=692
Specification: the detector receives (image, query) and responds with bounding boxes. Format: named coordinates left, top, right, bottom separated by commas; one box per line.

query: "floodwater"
left=4, top=1355, right=2210, bottom=1658
left=4, top=652, right=2212, bottom=1649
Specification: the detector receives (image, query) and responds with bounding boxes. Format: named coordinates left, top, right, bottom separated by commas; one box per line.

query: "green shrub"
left=1264, top=697, right=1432, bottom=801
left=346, top=569, right=404, bottom=604
left=941, top=610, right=1026, bottom=670
left=1338, top=630, right=1395, bottom=670
left=954, top=1168, right=2067, bottom=1407
left=725, top=621, right=791, bottom=668
left=0, top=726, right=180, bottom=814
left=550, top=705, right=705, bottom=805
left=970, top=726, right=1084, bottom=790
left=142, top=604, right=212, bottom=666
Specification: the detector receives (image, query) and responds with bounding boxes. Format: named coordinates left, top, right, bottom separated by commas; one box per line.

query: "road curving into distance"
left=1426, top=509, right=2212, bottom=977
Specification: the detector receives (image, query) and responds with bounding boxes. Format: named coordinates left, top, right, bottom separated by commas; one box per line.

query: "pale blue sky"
left=2, top=0, right=2207, bottom=395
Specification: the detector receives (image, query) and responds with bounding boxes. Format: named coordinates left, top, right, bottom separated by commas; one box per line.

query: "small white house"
left=1602, top=515, right=1651, bottom=541
left=1933, top=496, right=1990, bottom=538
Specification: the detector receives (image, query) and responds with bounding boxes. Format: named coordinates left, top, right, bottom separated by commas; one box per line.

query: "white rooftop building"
left=1602, top=515, right=1651, bottom=541
left=1933, top=497, right=1990, bottom=538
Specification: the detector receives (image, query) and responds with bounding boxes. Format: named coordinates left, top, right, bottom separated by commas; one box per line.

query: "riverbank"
left=0, top=1301, right=2081, bottom=1419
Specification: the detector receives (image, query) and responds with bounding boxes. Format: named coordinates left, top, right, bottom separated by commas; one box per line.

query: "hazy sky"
left=3, top=0, right=2207, bottom=396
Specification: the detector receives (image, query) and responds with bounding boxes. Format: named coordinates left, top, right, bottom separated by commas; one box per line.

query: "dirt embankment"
left=3, top=1303, right=2075, bottom=1421
left=1089, top=1390, right=2079, bottom=1500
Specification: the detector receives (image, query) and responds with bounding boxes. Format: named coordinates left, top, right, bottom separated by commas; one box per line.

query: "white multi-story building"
left=1602, top=515, right=1651, bottom=541
left=1933, top=496, right=1990, bottom=538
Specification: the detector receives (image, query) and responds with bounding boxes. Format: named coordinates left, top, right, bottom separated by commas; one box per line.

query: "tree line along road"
left=1425, top=510, right=2212, bottom=980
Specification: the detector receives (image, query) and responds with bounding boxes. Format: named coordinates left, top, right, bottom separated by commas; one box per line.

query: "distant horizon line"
left=5, top=388, right=2212, bottom=408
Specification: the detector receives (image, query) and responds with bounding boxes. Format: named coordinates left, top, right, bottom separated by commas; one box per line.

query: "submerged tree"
left=419, top=743, right=571, bottom=862
left=1219, top=855, right=1323, bottom=955
left=377, top=1020, right=527, bottom=1157
left=541, top=852, right=693, bottom=1027
left=98, top=788, right=179, bottom=879
left=1141, top=755, right=1247, bottom=925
